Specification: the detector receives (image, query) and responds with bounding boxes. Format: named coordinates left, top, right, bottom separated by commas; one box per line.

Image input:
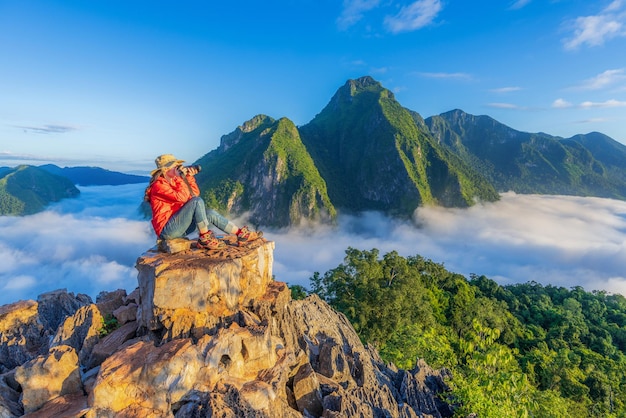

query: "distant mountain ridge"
left=0, top=164, right=148, bottom=216
left=39, top=164, right=149, bottom=186
left=0, top=166, right=79, bottom=215
left=193, top=76, right=626, bottom=227
left=425, top=109, right=626, bottom=199
left=195, top=77, right=501, bottom=227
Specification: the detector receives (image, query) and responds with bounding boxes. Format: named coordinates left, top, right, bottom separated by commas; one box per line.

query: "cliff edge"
left=0, top=237, right=453, bottom=417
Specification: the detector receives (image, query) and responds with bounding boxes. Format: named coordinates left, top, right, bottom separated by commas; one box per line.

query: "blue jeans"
left=159, top=197, right=235, bottom=239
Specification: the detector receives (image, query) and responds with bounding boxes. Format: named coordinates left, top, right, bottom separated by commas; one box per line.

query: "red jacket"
left=148, top=173, right=200, bottom=236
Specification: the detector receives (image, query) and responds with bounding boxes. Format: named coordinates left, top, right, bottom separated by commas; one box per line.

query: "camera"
left=180, top=165, right=202, bottom=175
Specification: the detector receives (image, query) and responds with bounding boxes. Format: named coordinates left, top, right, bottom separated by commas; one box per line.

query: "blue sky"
left=1, top=0, right=626, bottom=172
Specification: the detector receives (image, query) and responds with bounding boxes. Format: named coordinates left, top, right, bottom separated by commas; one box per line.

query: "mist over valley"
left=1, top=183, right=624, bottom=306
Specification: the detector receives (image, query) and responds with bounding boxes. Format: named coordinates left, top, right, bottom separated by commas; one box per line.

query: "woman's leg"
left=160, top=197, right=208, bottom=239
left=206, top=208, right=239, bottom=234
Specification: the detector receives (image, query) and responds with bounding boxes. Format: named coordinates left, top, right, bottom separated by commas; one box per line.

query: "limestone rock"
left=157, top=237, right=193, bottom=254
left=88, top=338, right=205, bottom=417
left=86, top=320, right=139, bottom=369
left=95, top=289, right=127, bottom=318
left=0, top=374, right=22, bottom=418
left=292, top=363, right=323, bottom=416
left=37, top=289, right=92, bottom=331
left=15, top=345, right=82, bottom=414
left=51, top=304, right=104, bottom=366
left=136, top=238, right=274, bottom=340
left=112, top=303, right=138, bottom=325
left=400, top=359, right=454, bottom=418
left=0, top=300, right=46, bottom=373
left=21, top=392, right=88, bottom=418
left=2, top=238, right=455, bottom=417
left=0, top=290, right=92, bottom=373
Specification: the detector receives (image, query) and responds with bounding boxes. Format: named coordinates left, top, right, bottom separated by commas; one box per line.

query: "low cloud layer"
left=1, top=185, right=625, bottom=306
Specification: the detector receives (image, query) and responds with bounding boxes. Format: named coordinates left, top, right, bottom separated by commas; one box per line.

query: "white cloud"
left=552, top=97, right=626, bottom=109
left=337, top=0, right=381, bottom=30
left=605, top=0, right=624, bottom=13
left=487, top=102, right=523, bottom=109
left=416, top=72, right=472, bottom=80
left=575, top=117, right=611, bottom=124
left=2, top=185, right=626, bottom=306
left=384, top=0, right=443, bottom=34
left=552, top=98, right=573, bottom=108
left=509, top=0, right=532, bottom=10
left=17, top=124, right=79, bottom=134
left=580, top=99, right=626, bottom=108
left=0, top=184, right=155, bottom=305
left=1, top=275, right=37, bottom=291
left=269, top=193, right=626, bottom=297
left=575, top=68, right=626, bottom=90
left=490, top=87, right=523, bottom=93
left=563, top=2, right=626, bottom=49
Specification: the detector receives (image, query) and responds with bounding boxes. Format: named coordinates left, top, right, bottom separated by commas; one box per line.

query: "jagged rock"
left=0, top=300, right=46, bottom=373
left=292, top=363, right=323, bottom=416
left=157, top=238, right=193, bottom=254
left=0, top=374, right=22, bottom=418
left=88, top=320, right=283, bottom=416
left=1, top=290, right=93, bottom=374
left=2, top=239, right=454, bottom=417
left=400, top=359, right=454, bottom=418
left=113, top=303, right=138, bottom=325
left=51, top=304, right=104, bottom=366
left=124, top=287, right=140, bottom=305
left=95, top=289, right=127, bottom=318
left=87, top=337, right=205, bottom=417
left=37, top=289, right=92, bottom=331
left=15, top=345, right=82, bottom=414
left=21, top=392, right=88, bottom=418
left=136, top=238, right=274, bottom=340
left=86, top=320, right=139, bottom=369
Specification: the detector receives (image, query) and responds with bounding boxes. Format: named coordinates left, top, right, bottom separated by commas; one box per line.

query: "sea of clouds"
left=1, top=183, right=625, bottom=306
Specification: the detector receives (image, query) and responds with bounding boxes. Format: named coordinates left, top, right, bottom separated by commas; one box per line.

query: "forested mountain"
left=194, top=115, right=336, bottom=227
left=299, top=77, right=499, bottom=214
left=195, top=77, right=500, bottom=226
left=0, top=165, right=79, bottom=215
left=193, top=76, right=626, bottom=227
left=426, top=109, right=626, bottom=199
left=307, top=247, right=626, bottom=417
left=39, top=164, right=149, bottom=186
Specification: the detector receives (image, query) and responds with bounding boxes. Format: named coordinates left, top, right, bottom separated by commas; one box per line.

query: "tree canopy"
left=309, top=247, right=626, bottom=417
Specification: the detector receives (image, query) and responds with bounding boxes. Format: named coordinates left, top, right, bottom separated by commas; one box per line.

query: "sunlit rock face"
left=136, top=238, right=275, bottom=340
left=1, top=238, right=454, bottom=418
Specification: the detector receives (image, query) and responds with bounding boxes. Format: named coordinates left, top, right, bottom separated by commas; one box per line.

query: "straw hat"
left=151, top=154, right=185, bottom=176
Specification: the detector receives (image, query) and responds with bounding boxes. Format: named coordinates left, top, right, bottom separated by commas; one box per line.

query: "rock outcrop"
left=0, top=237, right=454, bottom=417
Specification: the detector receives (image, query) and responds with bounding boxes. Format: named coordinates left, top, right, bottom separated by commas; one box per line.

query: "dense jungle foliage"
left=307, top=248, right=626, bottom=417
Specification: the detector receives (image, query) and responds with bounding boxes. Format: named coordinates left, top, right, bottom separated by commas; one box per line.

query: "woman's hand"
left=180, top=166, right=199, bottom=176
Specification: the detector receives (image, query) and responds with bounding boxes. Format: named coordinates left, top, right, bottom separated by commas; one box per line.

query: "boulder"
left=136, top=237, right=274, bottom=339
left=15, top=345, right=82, bottom=414
left=112, top=303, right=138, bottom=325
left=95, top=289, right=127, bottom=318
left=37, top=289, right=92, bottom=331
left=50, top=304, right=104, bottom=366
left=88, top=338, right=205, bottom=417
left=0, top=300, right=46, bottom=373
left=86, top=320, right=139, bottom=369
left=3, top=237, right=455, bottom=417
left=21, top=392, right=88, bottom=418
left=0, top=374, right=22, bottom=418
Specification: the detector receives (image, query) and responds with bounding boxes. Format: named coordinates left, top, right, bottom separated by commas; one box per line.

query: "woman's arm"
left=151, top=177, right=191, bottom=203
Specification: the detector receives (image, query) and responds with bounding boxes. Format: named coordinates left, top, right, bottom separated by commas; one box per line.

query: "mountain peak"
left=347, top=75, right=381, bottom=91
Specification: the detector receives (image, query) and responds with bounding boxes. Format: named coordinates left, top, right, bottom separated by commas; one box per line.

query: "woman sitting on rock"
left=144, top=154, right=261, bottom=250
